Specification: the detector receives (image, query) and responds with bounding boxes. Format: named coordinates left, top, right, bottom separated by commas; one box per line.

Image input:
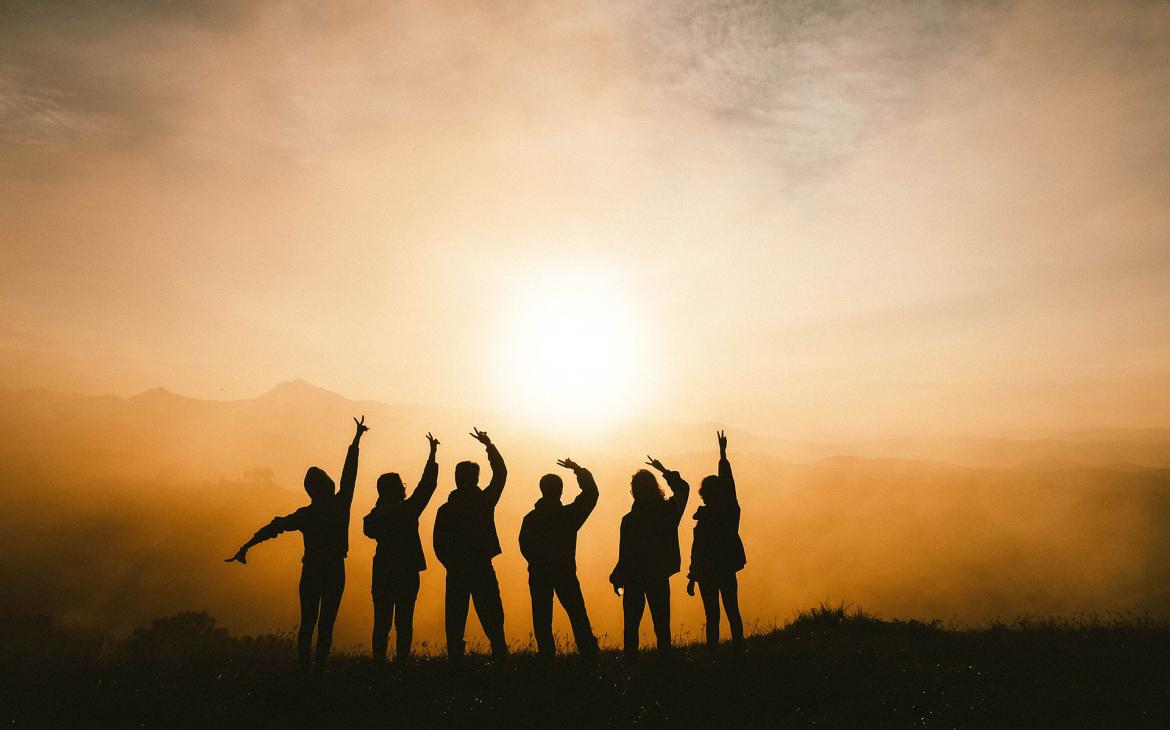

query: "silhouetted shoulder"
left=283, top=506, right=312, bottom=527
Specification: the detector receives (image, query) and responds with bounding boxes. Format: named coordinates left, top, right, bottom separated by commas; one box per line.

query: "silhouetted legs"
left=297, top=572, right=318, bottom=669
left=529, top=576, right=555, bottom=656
left=529, top=571, right=598, bottom=658
left=622, top=578, right=671, bottom=656
left=445, top=563, right=507, bottom=659
left=372, top=569, right=420, bottom=664
left=297, top=557, right=346, bottom=671
left=394, top=581, right=418, bottom=660
left=698, top=572, right=743, bottom=650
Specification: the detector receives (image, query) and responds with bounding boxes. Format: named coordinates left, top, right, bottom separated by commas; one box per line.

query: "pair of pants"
left=371, top=569, right=420, bottom=663
left=298, top=556, right=346, bottom=670
left=445, top=563, right=507, bottom=658
left=698, top=572, right=744, bottom=649
left=622, top=577, right=671, bottom=655
left=528, top=571, right=598, bottom=658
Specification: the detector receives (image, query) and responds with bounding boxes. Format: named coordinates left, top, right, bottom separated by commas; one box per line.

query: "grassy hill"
left=5, top=605, right=1170, bottom=727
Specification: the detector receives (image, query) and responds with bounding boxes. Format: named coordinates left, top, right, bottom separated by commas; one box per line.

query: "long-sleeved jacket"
left=610, top=470, right=689, bottom=587
left=363, top=457, right=438, bottom=573
left=688, top=456, right=746, bottom=581
left=519, top=468, right=598, bottom=577
left=252, top=443, right=360, bottom=562
left=433, top=443, right=507, bottom=571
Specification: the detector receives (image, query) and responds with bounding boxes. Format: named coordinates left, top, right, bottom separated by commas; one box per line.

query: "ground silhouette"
left=6, top=605, right=1170, bottom=727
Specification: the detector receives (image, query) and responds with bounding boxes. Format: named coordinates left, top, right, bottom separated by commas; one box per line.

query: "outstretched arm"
left=338, top=416, right=369, bottom=506
left=558, top=458, right=598, bottom=528
left=472, top=427, right=507, bottom=506
left=408, top=432, right=440, bottom=517
left=225, top=512, right=299, bottom=564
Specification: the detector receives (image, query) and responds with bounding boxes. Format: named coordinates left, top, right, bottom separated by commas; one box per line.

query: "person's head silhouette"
left=454, top=460, right=480, bottom=490
left=630, top=469, right=665, bottom=503
left=303, top=466, right=335, bottom=502
left=377, top=472, right=406, bottom=503
left=699, top=474, right=722, bottom=505
left=539, top=473, right=563, bottom=501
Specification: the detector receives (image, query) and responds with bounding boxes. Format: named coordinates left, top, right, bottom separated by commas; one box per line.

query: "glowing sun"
left=496, top=272, right=647, bottom=428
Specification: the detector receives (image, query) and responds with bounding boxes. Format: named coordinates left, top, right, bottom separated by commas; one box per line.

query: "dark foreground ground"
left=4, top=606, right=1170, bottom=728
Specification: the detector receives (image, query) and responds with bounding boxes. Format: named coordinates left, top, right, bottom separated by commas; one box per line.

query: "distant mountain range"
left=2, top=380, right=1167, bottom=491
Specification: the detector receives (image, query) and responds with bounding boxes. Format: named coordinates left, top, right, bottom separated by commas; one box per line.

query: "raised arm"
left=663, top=470, right=690, bottom=520
left=557, top=458, right=598, bottom=529
left=646, top=455, right=689, bottom=522
left=338, top=415, right=369, bottom=505
left=225, top=512, right=300, bottom=564
left=407, top=432, right=440, bottom=517
left=471, top=427, right=507, bottom=506
left=717, top=430, right=738, bottom=510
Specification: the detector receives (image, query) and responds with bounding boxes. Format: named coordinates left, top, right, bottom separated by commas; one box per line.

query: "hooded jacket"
left=519, top=468, right=599, bottom=576
left=252, top=443, right=360, bottom=562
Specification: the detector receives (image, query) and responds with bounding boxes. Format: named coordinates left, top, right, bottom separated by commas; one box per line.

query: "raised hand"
left=426, top=432, right=440, bottom=451
left=353, top=415, right=370, bottom=441
left=645, top=455, right=668, bottom=474
left=224, top=548, right=248, bottom=565
left=717, top=429, right=727, bottom=455
left=470, top=427, right=492, bottom=446
left=556, top=458, right=582, bottom=472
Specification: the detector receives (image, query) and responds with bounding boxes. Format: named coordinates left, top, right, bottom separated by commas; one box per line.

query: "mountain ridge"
left=3, top=381, right=1170, bottom=474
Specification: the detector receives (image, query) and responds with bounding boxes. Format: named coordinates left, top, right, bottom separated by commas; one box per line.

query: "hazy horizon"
left=3, top=380, right=1169, bottom=651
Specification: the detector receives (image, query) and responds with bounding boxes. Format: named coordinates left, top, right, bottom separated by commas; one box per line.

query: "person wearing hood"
left=609, top=455, right=689, bottom=656
left=226, top=416, right=369, bottom=671
left=518, top=458, right=600, bottom=660
left=363, top=432, right=440, bottom=664
left=686, top=430, right=746, bottom=652
left=432, top=427, right=509, bottom=659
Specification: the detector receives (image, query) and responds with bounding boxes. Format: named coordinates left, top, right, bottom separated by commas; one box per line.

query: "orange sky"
left=2, top=0, right=1169, bottom=440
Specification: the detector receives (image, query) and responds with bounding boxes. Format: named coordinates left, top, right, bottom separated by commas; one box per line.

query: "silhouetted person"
left=433, top=428, right=508, bottom=659
left=686, top=430, right=746, bottom=652
left=363, top=432, right=440, bottom=664
left=609, top=456, right=689, bottom=656
left=226, top=416, right=369, bottom=671
left=518, top=458, right=600, bottom=660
